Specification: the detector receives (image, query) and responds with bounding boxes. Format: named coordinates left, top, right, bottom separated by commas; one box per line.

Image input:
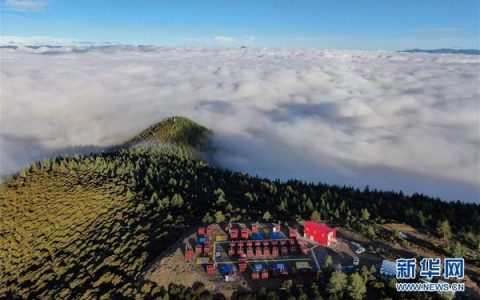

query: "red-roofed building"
left=303, top=221, right=336, bottom=246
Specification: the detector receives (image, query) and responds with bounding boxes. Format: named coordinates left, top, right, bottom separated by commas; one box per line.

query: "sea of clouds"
left=1, top=46, right=479, bottom=202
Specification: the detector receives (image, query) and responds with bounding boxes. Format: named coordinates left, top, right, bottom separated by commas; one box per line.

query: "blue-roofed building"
left=275, top=262, right=287, bottom=271
left=269, top=232, right=283, bottom=240
left=251, top=232, right=264, bottom=240
left=253, top=263, right=266, bottom=272
left=197, top=236, right=208, bottom=245
left=219, top=264, right=235, bottom=275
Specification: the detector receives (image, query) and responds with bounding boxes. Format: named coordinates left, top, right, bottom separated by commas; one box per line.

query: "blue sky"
left=1, top=0, right=479, bottom=49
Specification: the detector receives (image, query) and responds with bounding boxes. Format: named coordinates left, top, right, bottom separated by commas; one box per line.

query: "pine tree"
left=149, top=193, right=159, bottom=206
left=310, top=210, right=321, bottom=222
left=366, top=224, right=376, bottom=237
left=202, top=212, right=213, bottom=224
left=171, top=194, right=184, bottom=208
left=324, top=255, right=333, bottom=268
left=277, top=200, right=287, bottom=212
left=214, top=211, right=226, bottom=223
left=369, top=265, right=377, bottom=275
left=361, top=208, right=370, bottom=221
left=327, top=271, right=347, bottom=297
left=305, top=198, right=314, bottom=212
left=452, top=241, right=464, bottom=257
left=347, top=273, right=367, bottom=300
left=262, top=211, right=272, bottom=221
left=214, top=188, right=227, bottom=205
left=438, top=220, right=452, bottom=243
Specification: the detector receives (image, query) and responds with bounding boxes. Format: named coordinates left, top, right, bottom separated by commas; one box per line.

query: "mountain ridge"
left=400, top=48, right=480, bottom=55
left=1, top=116, right=479, bottom=298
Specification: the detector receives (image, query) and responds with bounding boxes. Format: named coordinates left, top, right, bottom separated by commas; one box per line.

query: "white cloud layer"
left=0, top=46, right=479, bottom=202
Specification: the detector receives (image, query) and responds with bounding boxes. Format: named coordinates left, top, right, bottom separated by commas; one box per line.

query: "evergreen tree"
left=262, top=211, right=272, bottom=221
left=327, top=271, right=347, bottom=297
left=366, top=224, right=376, bottom=238
left=417, top=211, right=427, bottom=226
left=214, top=188, right=227, bottom=205
left=361, top=208, right=370, bottom=221
left=438, top=220, right=452, bottom=243
left=202, top=212, right=213, bottom=224
left=214, top=211, right=226, bottom=223
left=305, top=198, right=314, bottom=212
left=324, top=255, right=333, bottom=269
left=171, top=194, right=184, bottom=208
left=347, top=273, right=367, bottom=300
left=278, top=200, right=287, bottom=212
left=310, top=210, right=322, bottom=222
left=149, top=192, right=159, bottom=206
left=369, top=265, right=377, bottom=275
left=451, top=241, right=465, bottom=257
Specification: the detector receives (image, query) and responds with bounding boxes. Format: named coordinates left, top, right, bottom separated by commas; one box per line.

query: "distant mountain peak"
left=400, top=48, right=480, bottom=55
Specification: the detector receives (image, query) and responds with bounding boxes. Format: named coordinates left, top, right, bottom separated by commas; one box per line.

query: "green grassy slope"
left=1, top=117, right=479, bottom=299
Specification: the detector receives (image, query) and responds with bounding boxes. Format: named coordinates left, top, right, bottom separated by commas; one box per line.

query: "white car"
left=355, top=247, right=365, bottom=254
left=351, top=241, right=361, bottom=248
left=353, top=256, right=359, bottom=266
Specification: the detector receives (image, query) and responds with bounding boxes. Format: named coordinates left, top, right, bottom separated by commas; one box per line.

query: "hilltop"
left=125, top=116, right=212, bottom=151
left=118, top=116, right=213, bottom=161
left=1, top=116, right=479, bottom=299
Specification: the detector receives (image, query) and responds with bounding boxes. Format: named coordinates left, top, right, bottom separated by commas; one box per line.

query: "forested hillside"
left=1, top=117, right=479, bottom=299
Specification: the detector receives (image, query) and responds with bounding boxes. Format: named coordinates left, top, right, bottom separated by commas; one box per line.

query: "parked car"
left=351, top=241, right=361, bottom=248
left=353, top=256, right=359, bottom=266
left=398, top=232, right=408, bottom=240
left=355, top=247, right=365, bottom=254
